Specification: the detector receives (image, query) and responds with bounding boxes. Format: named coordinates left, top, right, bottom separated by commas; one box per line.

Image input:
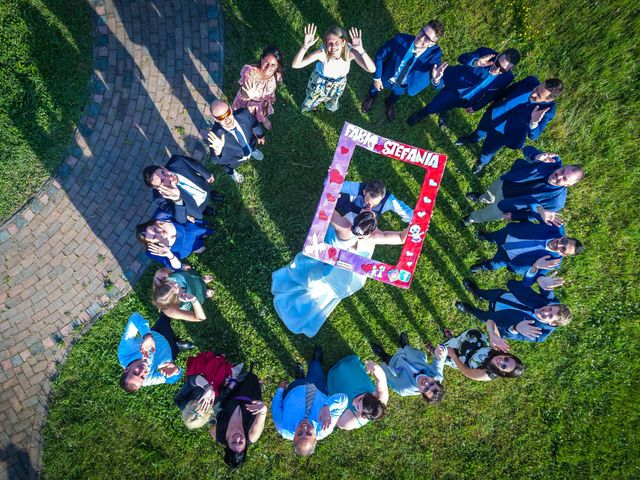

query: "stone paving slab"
left=0, top=0, right=224, bottom=477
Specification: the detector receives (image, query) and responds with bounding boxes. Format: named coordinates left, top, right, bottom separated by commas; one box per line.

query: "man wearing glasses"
left=463, top=146, right=584, bottom=226
left=469, top=220, right=583, bottom=281
left=361, top=20, right=447, bottom=121
left=407, top=47, right=520, bottom=127
left=208, top=100, right=266, bottom=184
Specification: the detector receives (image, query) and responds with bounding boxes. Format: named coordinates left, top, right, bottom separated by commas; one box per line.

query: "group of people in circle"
left=115, top=18, right=585, bottom=467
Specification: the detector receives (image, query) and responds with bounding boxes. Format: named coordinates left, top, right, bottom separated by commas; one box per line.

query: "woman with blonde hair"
left=292, top=24, right=375, bottom=112
left=152, top=267, right=214, bottom=322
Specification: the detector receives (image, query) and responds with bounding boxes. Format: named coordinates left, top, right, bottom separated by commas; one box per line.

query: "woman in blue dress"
left=135, top=218, right=212, bottom=269
left=327, top=355, right=389, bottom=430
left=271, top=210, right=408, bottom=337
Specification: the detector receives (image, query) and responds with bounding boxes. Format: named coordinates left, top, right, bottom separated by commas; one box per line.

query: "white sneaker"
left=230, top=170, right=245, bottom=184
left=251, top=149, right=264, bottom=161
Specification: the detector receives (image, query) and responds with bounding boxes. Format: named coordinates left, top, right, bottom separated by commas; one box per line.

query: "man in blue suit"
left=455, top=276, right=572, bottom=343
left=407, top=47, right=520, bottom=127
left=471, top=220, right=584, bottom=279
left=208, top=100, right=266, bottom=184
left=456, top=77, right=564, bottom=174
left=463, top=146, right=584, bottom=224
left=361, top=20, right=447, bottom=121
left=143, top=155, right=222, bottom=224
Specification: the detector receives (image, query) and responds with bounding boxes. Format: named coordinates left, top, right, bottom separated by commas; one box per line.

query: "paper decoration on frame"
left=302, top=122, right=447, bottom=289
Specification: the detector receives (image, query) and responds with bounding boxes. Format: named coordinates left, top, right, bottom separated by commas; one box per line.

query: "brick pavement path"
left=0, top=1, right=224, bottom=477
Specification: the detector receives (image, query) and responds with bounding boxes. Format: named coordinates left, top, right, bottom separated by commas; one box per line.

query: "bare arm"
left=292, top=24, right=323, bottom=69
left=366, top=362, right=389, bottom=405
left=248, top=411, right=267, bottom=443
left=447, top=348, right=492, bottom=382
left=370, top=227, right=409, bottom=245
left=161, top=306, right=202, bottom=322
left=331, top=211, right=355, bottom=240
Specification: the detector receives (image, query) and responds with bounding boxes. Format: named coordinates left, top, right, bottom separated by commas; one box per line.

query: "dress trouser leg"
left=470, top=179, right=505, bottom=223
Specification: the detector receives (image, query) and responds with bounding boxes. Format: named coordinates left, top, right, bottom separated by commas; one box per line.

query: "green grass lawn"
left=42, top=0, right=639, bottom=478
left=0, top=0, right=92, bottom=223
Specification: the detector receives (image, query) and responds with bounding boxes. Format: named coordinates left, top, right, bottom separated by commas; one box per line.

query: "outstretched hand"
left=318, top=405, right=332, bottom=430
left=516, top=320, right=543, bottom=339
left=303, top=23, right=319, bottom=49
left=537, top=272, right=565, bottom=290
left=533, top=255, right=562, bottom=271
left=349, top=27, right=364, bottom=52
left=207, top=131, right=225, bottom=154
left=431, top=62, right=448, bottom=84
left=535, top=152, right=559, bottom=163
left=538, top=208, right=564, bottom=226
left=475, top=53, right=496, bottom=67
left=531, top=105, right=550, bottom=124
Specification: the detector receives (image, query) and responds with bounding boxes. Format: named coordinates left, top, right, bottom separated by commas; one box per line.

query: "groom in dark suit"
left=208, top=100, right=266, bottom=184
left=143, top=155, right=221, bottom=224
left=361, top=20, right=447, bottom=121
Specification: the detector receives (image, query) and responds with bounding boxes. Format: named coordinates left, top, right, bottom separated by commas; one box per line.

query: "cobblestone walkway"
left=0, top=1, right=223, bottom=477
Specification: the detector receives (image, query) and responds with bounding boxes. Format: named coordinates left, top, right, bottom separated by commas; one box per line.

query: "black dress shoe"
left=312, top=346, right=323, bottom=363
left=370, top=342, right=392, bottom=364
left=455, top=134, right=475, bottom=146
left=463, top=279, right=481, bottom=299
left=385, top=102, right=396, bottom=121
left=437, top=112, right=449, bottom=128
left=399, top=332, right=410, bottom=348
left=476, top=230, right=490, bottom=242
left=203, top=206, right=216, bottom=216
left=294, top=363, right=305, bottom=379
left=455, top=301, right=474, bottom=315
left=177, top=341, right=196, bottom=351
left=470, top=263, right=485, bottom=274
left=210, top=192, right=224, bottom=203
left=361, top=95, right=376, bottom=113
left=472, top=163, right=485, bottom=175
left=466, top=192, right=480, bottom=202
left=407, top=111, right=425, bottom=127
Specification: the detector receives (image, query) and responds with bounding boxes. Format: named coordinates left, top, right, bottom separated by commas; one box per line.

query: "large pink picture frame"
left=302, top=122, right=448, bottom=289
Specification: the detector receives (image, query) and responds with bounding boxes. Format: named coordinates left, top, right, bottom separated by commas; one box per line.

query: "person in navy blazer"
left=464, top=146, right=584, bottom=224
left=407, top=47, right=520, bottom=127
left=471, top=220, right=583, bottom=279
left=361, top=20, right=447, bottom=121
left=143, top=155, right=220, bottom=225
left=456, top=276, right=572, bottom=343
left=208, top=100, right=266, bottom=184
left=456, top=76, right=564, bottom=174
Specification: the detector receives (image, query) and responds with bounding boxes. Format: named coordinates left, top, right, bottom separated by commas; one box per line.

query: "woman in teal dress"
left=327, top=355, right=389, bottom=430
left=271, top=210, right=408, bottom=337
left=152, top=267, right=215, bottom=322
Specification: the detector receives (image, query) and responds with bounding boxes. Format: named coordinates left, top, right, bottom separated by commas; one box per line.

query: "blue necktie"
left=491, top=91, right=531, bottom=133
left=462, top=72, right=495, bottom=101
left=233, top=127, right=252, bottom=157
left=394, top=55, right=416, bottom=86
left=504, top=239, right=547, bottom=251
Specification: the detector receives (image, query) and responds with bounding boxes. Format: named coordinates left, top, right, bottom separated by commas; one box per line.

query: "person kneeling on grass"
left=118, top=312, right=195, bottom=392
left=370, top=332, right=445, bottom=404
left=152, top=267, right=215, bottom=322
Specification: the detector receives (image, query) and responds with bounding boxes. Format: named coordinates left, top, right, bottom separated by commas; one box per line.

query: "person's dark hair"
left=501, top=48, right=521, bottom=66
left=224, top=445, right=248, bottom=469
left=485, top=351, right=524, bottom=378
left=135, top=221, right=156, bottom=245
left=543, top=78, right=564, bottom=98
left=142, top=165, right=161, bottom=187
left=364, top=180, right=386, bottom=199
left=360, top=393, right=386, bottom=421
left=257, top=45, right=285, bottom=82
left=421, top=380, right=445, bottom=404
left=351, top=210, right=377, bottom=237
left=570, top=238, right=584, bottom=255
left=119, top=365, right=137, bottom=393
left=427, top=20, right=445, bottom=39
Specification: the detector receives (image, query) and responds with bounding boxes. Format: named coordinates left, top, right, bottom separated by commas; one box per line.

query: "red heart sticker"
left=318, top=211, right=329, bottom=221
left=329, top=169, right=344, bottom=184
left=326, top=193, right=336, bottom=202
left=361, top=263, right=373, bottom=273
left=373, top=144, right=384, bottom=152
left=328, top=247, right=337, bottom=259
left=340, top=146, right=349, bottom=155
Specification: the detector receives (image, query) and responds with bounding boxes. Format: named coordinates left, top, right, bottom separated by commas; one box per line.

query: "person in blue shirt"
left=470, top=221, right=584, bottom=280
left=456, top=77, right=564, bottom=174
left=407, top=47, right=520, bottom=127
left=456, top=275, right=572, bottom=343
left=361, top=20, right=447, bottom=121
left=271, top=346, right=348, bottom=456
left=117, top=312, right=193, bottom=392
left=337, top=180, right=414, bottom=223
left=463, top=146, right=584, bottom=225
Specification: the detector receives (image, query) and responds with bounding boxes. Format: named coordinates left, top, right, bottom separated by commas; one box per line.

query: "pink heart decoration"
left=328, top=247, right=337, bottom=259
left=318, top=211, right=329, bottom=221
left=361, top=263, right=374, bottom=273
left=329, top=169, right=344, bottom=184
left=340, top=146, right=349, bottom=155
left=326, top=193, right=336, bottom=202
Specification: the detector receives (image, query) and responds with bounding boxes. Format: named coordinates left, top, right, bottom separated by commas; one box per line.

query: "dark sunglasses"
left=213, top=108, right=232, bottom=121
left=493, top=57, right=510, bottom=74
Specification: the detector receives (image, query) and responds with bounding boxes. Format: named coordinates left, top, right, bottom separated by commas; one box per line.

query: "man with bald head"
left=272, top=347, right=347, bottom=456
left=463, top=146, right=584, bottom=225
left=208, top=100, right=265, bottom=184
